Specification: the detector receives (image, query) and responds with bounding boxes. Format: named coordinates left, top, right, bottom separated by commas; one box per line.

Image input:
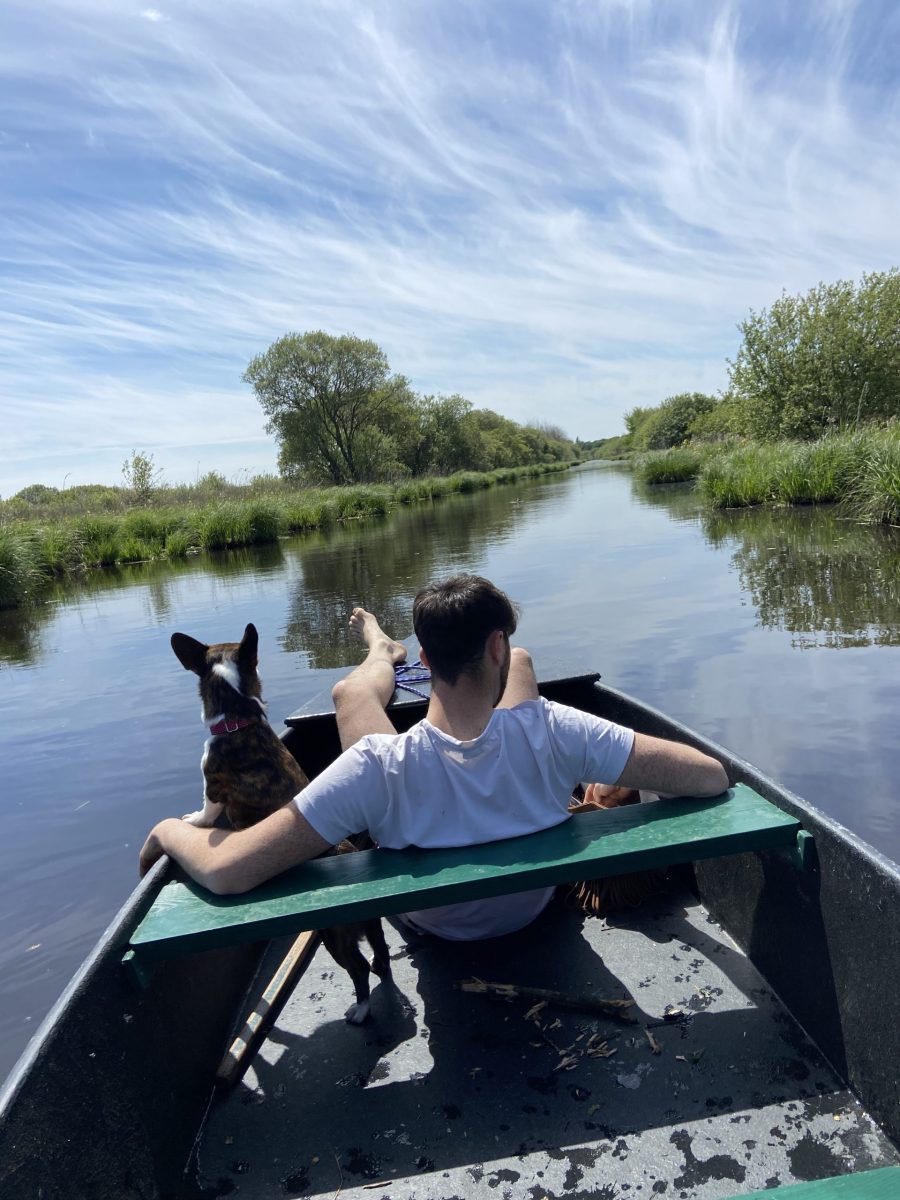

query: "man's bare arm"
left=614, top=732, right=729, bottom=798
left=138, top=804, right=332, bottom=894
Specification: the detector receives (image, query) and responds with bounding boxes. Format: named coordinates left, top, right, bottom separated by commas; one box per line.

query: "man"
left=140, top=575, right=728, bottom=938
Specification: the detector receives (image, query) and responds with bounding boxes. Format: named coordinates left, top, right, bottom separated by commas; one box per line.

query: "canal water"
left=1, top=463, right=898, bottom=1083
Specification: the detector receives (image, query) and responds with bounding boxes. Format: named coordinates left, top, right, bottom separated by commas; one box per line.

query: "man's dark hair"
left=413, top=575, right=519, bottom=685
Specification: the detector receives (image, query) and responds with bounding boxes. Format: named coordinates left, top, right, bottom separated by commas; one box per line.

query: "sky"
left=2, top=0, right=899, bottom=495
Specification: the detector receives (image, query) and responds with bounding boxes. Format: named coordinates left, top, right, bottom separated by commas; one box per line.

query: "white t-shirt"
left=294, top=698, right=635, bottom=940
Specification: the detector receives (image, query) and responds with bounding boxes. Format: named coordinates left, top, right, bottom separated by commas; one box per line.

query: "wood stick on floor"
left=216, top=930, right=322, bottom=1089
left=457, top=977, right=637, bottom=1023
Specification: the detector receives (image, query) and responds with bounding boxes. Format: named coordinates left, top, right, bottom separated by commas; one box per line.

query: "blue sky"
left=2, top=0, right=899, bottom=494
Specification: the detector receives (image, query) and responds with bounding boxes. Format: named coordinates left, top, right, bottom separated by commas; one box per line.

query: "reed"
left=0, top=528, right=43, bottom=609
left=247, top=503, right=282, bottom=543
left=116, top=509, right=178, bottom=560
left=331, top=486, right=392, bottom=520
left=395, top=477, right=448, bottom=504
left=195, top=503, right=256, bottom=550
left=696, top=430, right=893, bottom=511
left=772, top=433, right=871, bottom=505
left=635, top=448, right=707, bottom=485
left=33, top=525, right=83, bottom=575
left=79, top=517, right=123, bottom=567
left=163, top=530, right=192, bottom=558
left=281, top=491, right=337, bottom=532
left=448, top=472, right=493, bottom=494
left=844, top=427, right=900, bottom=525
left=697, top=445, right=777, bottom=508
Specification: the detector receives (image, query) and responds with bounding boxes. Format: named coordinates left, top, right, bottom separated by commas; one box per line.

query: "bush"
left=12, top=484, right=59, bottom=507
left=122, top=449, right=164, bottom=504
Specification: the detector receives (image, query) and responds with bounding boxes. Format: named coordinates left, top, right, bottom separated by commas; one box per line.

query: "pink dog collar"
left=209, top=717, right=256, bottom=735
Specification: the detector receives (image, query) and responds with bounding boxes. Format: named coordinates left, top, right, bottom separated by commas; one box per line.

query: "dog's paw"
left=182, top=810, right=214, bottom=826
left=344, top=1000, right=371, bottom=1024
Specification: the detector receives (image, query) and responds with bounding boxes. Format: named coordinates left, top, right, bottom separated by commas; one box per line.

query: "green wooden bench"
left=722, top=1165, right=900, bottom=1198
left=124, top=783, right=807, bottom=985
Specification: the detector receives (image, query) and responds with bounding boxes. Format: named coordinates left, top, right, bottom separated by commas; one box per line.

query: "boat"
left=2, top=672, right=899, bottom=1199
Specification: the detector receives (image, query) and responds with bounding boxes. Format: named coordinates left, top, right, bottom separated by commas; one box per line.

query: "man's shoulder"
left=356, top=721, right=432, bottom=756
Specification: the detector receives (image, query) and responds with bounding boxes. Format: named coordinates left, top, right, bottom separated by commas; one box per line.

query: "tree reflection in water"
left=281, top=486, right=540, bottom=668
left=632, top=477, right=900, bottom=648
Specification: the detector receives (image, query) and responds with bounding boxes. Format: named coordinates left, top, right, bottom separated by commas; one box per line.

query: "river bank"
left=0, top=462, right=570, bottom=609
left=630, top=426, right=900, bottom=522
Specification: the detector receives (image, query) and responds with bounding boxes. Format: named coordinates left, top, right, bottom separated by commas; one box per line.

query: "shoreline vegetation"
left=586, top=270, right=900, bottom=529
left=631, top=427, right=900, bottom=524
left=0, top=462, right=570, bottom=610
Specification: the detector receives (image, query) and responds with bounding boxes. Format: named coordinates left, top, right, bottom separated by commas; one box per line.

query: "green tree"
left=688, top=393, right=747, bottom=441
left=122, top=450, right=162, bottom=504
left=244, top=332, right=413, bottom=485
left=728, top=270, right=900, bottom=440
left=635, top=392, right=717, bottom=450
left=624, top=406, right=656, bottom=440
left=397, top=394, right=485, bottom=476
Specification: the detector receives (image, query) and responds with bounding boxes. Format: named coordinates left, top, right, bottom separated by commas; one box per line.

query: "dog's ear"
left=171, top=632, right=209, bottom=675
left=238, top=623, right=258, bottom=668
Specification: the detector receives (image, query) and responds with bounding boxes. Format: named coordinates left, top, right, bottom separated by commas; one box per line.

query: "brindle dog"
left=172, top=623, right=391, bottom=1022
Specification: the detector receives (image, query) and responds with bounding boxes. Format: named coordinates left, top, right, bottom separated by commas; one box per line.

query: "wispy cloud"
left=1, top=0, right=899, bottom=491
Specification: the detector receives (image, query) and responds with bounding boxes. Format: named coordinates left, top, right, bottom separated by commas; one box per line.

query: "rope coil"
left=393, top=660, right=431, bottom=699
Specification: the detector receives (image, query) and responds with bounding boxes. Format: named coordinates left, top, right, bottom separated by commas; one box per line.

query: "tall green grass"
left=635, top=447, right=707, bottom=485
left=697, top=433, right=881, bottom=510
left=640, top=428, right=899, bottom=523
left=331, top=486, right=392, bottom=520
left=448, top=472, right=493, bottom=494
left=845, top=427, right=900, bottom=525
left=771, top=433, right=870, bottom=505
left=281, top=491, right=337, bottom=533
left=0, top=528, right=43, bottom=609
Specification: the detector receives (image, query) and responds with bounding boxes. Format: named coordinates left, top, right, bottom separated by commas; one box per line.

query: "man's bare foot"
left=349, top=607, right=407, bottom=665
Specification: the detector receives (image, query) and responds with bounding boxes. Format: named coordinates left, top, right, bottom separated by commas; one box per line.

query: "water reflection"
left=0, top=606, right=52, bottom=667
left=701, top=507, right=900, bottom=648
left=630, top=476, right=704, bottom=524
left=630, top=478, right=900, bottom=648
left=283, top=486, right=549, bottom=667
left=0, top=543, right=288, bottom=666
